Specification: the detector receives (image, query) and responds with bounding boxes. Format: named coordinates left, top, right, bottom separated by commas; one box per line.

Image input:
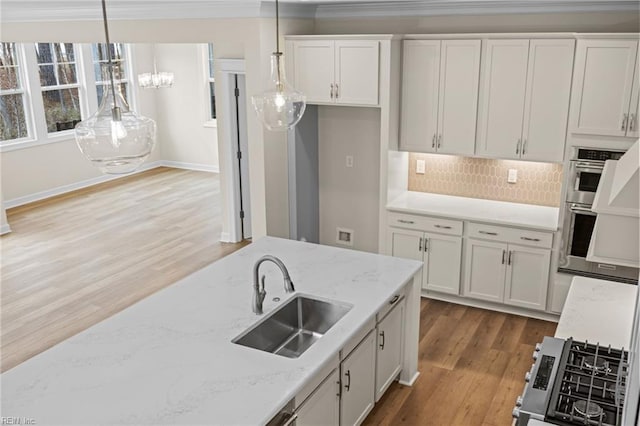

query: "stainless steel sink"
left=232, top=295, right=352, bottom=358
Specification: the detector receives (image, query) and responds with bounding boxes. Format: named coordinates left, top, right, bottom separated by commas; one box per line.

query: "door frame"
left=218, top=58, right=247, bottom=243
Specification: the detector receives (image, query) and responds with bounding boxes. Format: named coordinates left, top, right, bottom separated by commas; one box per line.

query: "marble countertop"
left=555, top=276, right=638, bottom=348
left=387, top=191, right=560, bottom=231
left=1, top=237, right=422, bottom=425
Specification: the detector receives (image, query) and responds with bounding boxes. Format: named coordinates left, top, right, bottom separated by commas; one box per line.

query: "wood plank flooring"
left=0, top=167, right=248, bottom=372
left=364, top=298, right=557, bottom=426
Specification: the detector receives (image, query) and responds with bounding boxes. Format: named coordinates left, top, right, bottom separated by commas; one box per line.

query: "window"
left=91, top=43, right=129, bottom=106
left=207, top=44, right=216, bottom=120
left=0, top=43, right=29, bottom=141
left=35, top=42, right=81, bottom=133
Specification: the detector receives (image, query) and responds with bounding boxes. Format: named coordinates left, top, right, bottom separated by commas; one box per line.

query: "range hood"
left=587, top=140, right=640, bottom=268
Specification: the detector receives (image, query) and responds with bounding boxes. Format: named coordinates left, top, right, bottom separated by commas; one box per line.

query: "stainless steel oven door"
left=559, top=203, right=639, bottom=284
left=566, top=161, right=604, bottom=205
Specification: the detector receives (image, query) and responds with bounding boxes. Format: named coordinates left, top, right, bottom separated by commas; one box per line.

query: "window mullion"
left=23, top=43, right=48, bottom=141
left=79, top=43, right=99, bottom=116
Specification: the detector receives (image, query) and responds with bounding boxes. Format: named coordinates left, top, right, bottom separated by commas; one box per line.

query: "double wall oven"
left=558, top=147, right=638, bottom=284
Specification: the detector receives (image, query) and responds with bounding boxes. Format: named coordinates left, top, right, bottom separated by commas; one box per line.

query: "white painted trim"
left=218, top=58, right=247, bottom=244
left=314, top=0, right=640, bottom=18
left=398, top=371, right=420, bottom=387
left=161, top=161, right=219, bottom=173
left=0, top=224, right=12, bottom=235
left=4, top=161, right=163, bottom=209
left=219, top=232, right=232, bottom=243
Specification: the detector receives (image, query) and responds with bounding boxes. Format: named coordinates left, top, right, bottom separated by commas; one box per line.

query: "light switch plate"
left=416, top=159, right=426, bottom=174
left=346, top=155, right=354, bottom=168
left=508, top=169, right=518, bottom=184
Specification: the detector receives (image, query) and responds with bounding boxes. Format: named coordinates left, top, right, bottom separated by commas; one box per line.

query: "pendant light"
left=138, top=45, right=174, bottom=89
left=75, top=0, right=156, bottom=175
left=251, top=0, right=306, bottom=132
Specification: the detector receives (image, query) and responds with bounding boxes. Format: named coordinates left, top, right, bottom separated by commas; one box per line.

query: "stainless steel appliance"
left=514, top=336, right=630, bottom=425
left=558, top=147, right=638, bottom=284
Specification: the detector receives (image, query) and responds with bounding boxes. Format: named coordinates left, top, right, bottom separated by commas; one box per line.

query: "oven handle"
left=574, top=161, right=604, bottom=170
left=569, top=204, right=596, bottom=215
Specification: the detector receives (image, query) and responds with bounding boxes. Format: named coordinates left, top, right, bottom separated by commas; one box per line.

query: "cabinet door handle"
left=522, top=139, right=527, bottom=156
left=335, top=83, right=339, bottom=99
left=379, top=330, right=385, bottom=350
left=502, top=249, right=506, bottom=265
left=418, top=237, right=423, bottom=252
left=432, top=134, right=436, bottom=149
left=389, top=295, right=400, bottom=305
left=344, top=370, right=351, bottom=392
left=398, top=219, right=414, bottom=225
left=424, top=238, right=429, bottom=252
left=516, top=139, right=521, bottom=155
left=330, top=83, right=334, bottom=99
left=479, top=230, right=498, bottom=236
left=508, top=250, right=513, bottom=265
left=437, top=134, right=442, bottom=149
left=434, top=224, right=452, bottom=229
left=630, top=113, right=636, bottom=132
left=622, top=113, right=629, bottom=131
left=520, top=236, right=541, bottom=242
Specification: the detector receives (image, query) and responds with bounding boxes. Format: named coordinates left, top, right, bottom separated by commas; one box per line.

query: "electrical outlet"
left=346, top=155, right=354, bottom=168
left=508, top=169, right=518, bottom=184
left=416, top=159, right=426, bottom=174
left=336, top=227, right=354, bottom=246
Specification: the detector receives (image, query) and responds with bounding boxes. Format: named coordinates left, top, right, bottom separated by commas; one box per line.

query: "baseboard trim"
left=398, top=371, right=420, bottom=387
left=161, top=161, right=219, bottom=173
left=422, top=291, right=560, bottom=322
left=0, top=224, right=12, bottom=235
left=4, top=161, right=219, bottom=209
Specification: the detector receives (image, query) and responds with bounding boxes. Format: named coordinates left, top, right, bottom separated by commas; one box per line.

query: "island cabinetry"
left=569, top=39, right=639, bottom=138
left=375, top=297, right=405, bottom=401
left=340, top=330, right=376, bottom=426
left=476, top=38, right=575, bottom=162
left=295, top=368, right=340, bottom=426
left=387, top=212, right=463, bottom=295
left=400, top=39, right=481, bottom=155
left=289, top=39, right=380, bottom=106
left=464, top=222, right=552, bottom=311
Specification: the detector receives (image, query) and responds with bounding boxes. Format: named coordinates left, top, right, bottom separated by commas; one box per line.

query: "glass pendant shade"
left=75, top=64, right=156, bottom=174
left=252, top=53, right=306, bottom=132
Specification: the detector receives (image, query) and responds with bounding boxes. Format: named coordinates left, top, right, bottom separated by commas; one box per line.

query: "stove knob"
left=535, top=343, right=542, bottom=352
left=525, top=371, right=532, bottom=382
left=512, top=407, right=520, bottom=418
left=516, top=396, right=523, bottom=407
left=532, top=350, right=539, bottom=361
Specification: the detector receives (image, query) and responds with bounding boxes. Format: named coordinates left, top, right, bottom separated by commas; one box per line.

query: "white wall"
left=153, top=43, right=219, bottom=171
left=318, top=106, right=381, bottom=253
left=314, top=11, right=640, bottom=34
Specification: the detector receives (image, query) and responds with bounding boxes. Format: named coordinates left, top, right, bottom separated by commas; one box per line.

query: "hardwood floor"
left=364, top=298, right=557, bottom=426
left=0, top=167, right=248, bottom=372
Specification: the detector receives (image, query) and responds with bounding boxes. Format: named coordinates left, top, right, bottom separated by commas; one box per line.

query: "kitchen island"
left=1, top=237, right=422, bottom=425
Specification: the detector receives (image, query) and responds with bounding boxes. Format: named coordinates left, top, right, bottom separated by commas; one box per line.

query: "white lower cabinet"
left=464, top=238, right=551, bottom=311
left=296, top=369, right=340, bottom=426
left=375, top=299, right=405, bottom=401
left=387, top=225, right=462, bottom=295
left=340, top=331, right=376, bottom=426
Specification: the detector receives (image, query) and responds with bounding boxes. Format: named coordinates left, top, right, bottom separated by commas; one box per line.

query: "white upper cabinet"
left=570, top=39, right=639, bottom=138
left=477, top=39, right=575, bottom=162
left=291, top=39, right=380, bottom=106
left=400, top=39, right=480, bottom=156
left=628, top=51, right=640, bottom=138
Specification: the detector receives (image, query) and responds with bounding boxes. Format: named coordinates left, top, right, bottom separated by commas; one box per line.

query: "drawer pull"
left=398, top=219, right=415, bottom=224
left=389, top=295, right=400, bottom=305
left=418, top=237, right=423, bottom=252
left=479, top=230, right=498, bottom=236
left=520, top=236, right=541, bottom=242
left=435, top=225, right=452, bottom=229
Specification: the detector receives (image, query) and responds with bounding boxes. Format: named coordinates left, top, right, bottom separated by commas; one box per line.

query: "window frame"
left=203, top=43, right=217, bottom=128
left=90, top=42, right=132, bottom=109
left=0, top=43, right=35, bottom=148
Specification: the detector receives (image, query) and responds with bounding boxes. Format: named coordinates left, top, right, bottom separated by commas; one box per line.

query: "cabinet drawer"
left=467, top=222, right=553, bottom=248
left=377, top=294, right=405, bottom=323
left=341, top=318, right=376, bottom=360
left=388, top=212, right=463, bottom=236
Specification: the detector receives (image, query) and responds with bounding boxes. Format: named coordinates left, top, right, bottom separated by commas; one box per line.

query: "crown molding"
left=314, top=0, right=640, bottom=19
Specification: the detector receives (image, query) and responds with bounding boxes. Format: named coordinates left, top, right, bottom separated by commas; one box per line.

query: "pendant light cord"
left=101, top=0, right=120, bottom=117
left=275, top=0, right=280, bottom=54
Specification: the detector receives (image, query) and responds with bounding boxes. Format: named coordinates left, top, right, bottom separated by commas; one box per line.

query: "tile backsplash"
left=408, top=153, right=563, bottom=207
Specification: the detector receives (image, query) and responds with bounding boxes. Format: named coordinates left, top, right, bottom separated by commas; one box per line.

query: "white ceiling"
left=1, top=0, right=638, bottom=22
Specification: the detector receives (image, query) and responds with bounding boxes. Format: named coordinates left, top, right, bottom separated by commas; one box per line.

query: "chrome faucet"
left=252, top=255, right=295, bottom=315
